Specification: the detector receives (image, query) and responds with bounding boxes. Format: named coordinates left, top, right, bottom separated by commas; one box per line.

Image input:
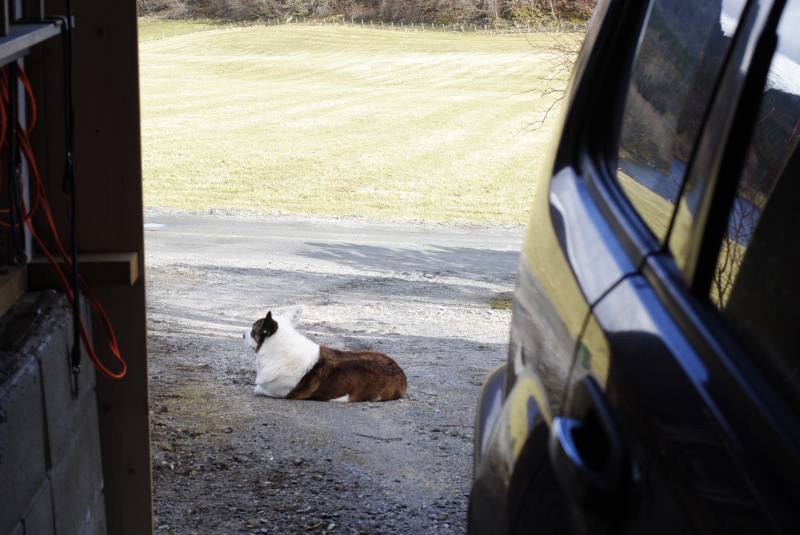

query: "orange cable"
left=16, top=63, right=36, bottom=133
left=0, top=64, right=125, bottom=379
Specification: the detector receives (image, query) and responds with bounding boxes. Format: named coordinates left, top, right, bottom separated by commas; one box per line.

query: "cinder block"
left=22, top=479, right=55, bottom=535
left=77, top=502, right=107, bottom=535
left=0, top=358, right=47, bottom=535
left=50, top=396, right=106, bottom=535
left=33, top=297, right=97, bottom=467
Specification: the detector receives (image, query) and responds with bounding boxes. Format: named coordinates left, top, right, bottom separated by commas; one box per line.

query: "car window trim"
left=664, top=0, right=784, bottom=289
left=565, top=0, right=657, bottom=270
left=691, top=0, right=788, bottom=298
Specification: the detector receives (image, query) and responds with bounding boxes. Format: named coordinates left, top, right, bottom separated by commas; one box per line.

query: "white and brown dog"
left=243, top=306, right=407, bottom=402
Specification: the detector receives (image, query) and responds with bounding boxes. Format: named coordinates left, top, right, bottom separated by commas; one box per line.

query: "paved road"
left=144, top=208, right=525, bottom=277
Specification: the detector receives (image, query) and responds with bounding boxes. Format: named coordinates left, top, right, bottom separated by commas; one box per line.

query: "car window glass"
left=711, top=0, right=800, bottom=416
left=616, top=0, right=746, bottom=242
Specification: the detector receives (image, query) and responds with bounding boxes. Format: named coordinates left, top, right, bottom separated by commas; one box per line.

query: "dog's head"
left=244, top=305, right=303, bottom=351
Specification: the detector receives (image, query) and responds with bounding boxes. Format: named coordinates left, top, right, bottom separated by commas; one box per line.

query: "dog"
left=243, top=306, right=407, bottom=402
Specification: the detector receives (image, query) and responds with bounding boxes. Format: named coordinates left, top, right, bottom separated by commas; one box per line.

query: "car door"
left=554, top=0, right=800, bottom=533
left=487, top=0, right=755, bottom=533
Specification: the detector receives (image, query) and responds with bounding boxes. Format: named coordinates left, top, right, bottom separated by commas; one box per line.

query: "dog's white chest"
left=250, top=320, right=319, bottom=398
left=253, top=382, right=292, bottom=398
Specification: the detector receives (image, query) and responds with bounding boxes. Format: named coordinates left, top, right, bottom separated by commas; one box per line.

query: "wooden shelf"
left=0, top=21, right=63, bottom=67
left=28, top=252, right=139, bottom=289
left=0, top=266, right=27, bottom=318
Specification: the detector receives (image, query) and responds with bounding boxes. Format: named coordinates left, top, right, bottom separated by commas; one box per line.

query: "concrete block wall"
left=0, top=293, right=106, bottom=535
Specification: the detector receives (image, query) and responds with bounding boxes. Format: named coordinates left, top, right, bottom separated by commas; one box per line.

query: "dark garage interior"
left=0, top=1, right=151, bottom=534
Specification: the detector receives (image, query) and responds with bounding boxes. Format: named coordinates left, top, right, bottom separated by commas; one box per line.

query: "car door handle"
left=549, top=376, right=630, bottom=516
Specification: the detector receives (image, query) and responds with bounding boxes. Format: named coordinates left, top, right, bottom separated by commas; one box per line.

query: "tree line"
left=138, top=0, right=597, bottom=25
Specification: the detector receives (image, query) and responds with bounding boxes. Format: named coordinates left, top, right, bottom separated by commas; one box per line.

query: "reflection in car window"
left=616, top=0, right=745, bottom=241
left=712, top=0, right=800, bottom=416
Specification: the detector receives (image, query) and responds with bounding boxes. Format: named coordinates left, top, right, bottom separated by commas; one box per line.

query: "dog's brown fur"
left=286, top=346, right=407, bottom=402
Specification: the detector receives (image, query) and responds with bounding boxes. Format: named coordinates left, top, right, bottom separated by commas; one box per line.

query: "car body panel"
left=469, top=365, right=551, bottom=534
left=569, top=268, right=800, bottom=534
left=474, top=364, right=507, bottom=467
left=470, top=0, right=800, bottom=533
left=549, top=166, right=637, bottom=306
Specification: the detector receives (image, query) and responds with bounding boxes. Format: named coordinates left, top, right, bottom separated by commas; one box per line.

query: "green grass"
left=489, top=292, right=514, bottom=310
left=139, top=22, right=567, bottom=223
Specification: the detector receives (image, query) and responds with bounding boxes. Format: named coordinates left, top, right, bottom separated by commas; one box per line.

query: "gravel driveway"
left=144, top=207, right=524, bottom=535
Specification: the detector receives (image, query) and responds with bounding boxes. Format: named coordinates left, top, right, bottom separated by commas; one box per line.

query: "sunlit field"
left=139, top=22, right=570, bottom=223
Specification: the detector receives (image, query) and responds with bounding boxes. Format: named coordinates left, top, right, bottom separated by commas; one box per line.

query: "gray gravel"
left=144, top=207, right=524, bottom=535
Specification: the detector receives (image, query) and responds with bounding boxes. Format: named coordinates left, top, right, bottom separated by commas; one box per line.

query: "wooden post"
left=31, top=0, right=151, bottom=533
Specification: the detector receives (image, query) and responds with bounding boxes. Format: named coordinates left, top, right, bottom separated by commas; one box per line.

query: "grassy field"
left=139, top=22, right=568, bottom=223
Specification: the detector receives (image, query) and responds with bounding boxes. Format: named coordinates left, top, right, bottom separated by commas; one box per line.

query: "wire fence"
left=141, top=16, right=588, bottom=42
left=262, top=16, right=588, bottom=34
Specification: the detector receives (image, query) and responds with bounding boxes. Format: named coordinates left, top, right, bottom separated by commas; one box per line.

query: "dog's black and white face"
left=244, top=311, right=279, bottom=351
left=243, top=306, right=304, bottom=352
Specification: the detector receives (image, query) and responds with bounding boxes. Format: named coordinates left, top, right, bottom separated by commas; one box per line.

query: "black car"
left=468, top=0, right=800, bottom=533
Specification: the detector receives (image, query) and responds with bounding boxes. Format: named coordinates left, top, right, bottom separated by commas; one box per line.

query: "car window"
left=711, top=0, right=800, bottom=416
left=615, top=0, right=746, bottom=242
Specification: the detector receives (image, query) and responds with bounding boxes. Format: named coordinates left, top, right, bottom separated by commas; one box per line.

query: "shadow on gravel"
left=148, top=262, right=509, bottom=323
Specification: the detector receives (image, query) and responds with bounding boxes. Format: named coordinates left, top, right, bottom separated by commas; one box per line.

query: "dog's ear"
left=282, top=305, right=303, bottom=328
left=259, top=311, right=279, bottom=341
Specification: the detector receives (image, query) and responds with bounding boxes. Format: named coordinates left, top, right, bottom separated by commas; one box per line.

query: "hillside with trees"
left=138, top=0, right=596, bottom=24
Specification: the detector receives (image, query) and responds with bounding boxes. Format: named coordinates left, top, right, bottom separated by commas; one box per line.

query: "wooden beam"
left=30, top=2, right=152, bottom=533
left=27, top=252, right=139, bottom=289
left=0, top=266, right=28, bottom=318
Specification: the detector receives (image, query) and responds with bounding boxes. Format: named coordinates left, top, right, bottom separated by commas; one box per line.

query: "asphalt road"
left=144, top=208, right=525, bottom=277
